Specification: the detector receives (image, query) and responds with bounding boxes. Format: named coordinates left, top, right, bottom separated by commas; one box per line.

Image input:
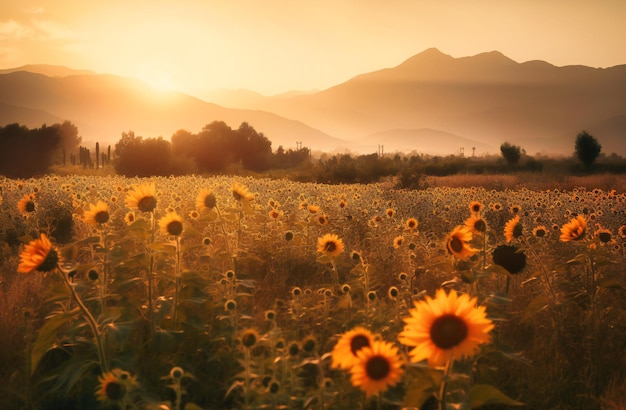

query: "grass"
left=0, top=173, right=625, bottom=409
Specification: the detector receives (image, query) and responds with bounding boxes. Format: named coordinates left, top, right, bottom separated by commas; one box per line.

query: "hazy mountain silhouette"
left=216, top=48, right=626, bottom=156
left=0, top=71, right=345, bottom=151
left=1, top=48, right=625, bottom=156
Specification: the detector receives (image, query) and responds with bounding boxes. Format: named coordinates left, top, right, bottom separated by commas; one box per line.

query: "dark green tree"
left=575, top=131, right=602, bottom=168
left=500, top=142, right=522, bottom=166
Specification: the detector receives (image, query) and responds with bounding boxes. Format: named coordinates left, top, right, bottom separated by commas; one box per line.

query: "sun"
left=137, top=66, right=178, bottom=91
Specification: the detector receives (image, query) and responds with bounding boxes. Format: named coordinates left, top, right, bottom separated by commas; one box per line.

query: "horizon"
left=1, top=1, right=626, bottom=96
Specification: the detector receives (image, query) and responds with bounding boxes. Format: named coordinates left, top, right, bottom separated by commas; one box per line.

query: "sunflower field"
left=1, top=174, right=625, bottom=409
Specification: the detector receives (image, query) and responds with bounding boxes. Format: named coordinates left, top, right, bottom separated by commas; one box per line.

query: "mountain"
left=0, top=64, right=95, bottom=77
left=0, top=71, right=345, bottom=151
left=220, top=48, right=626, bottom=156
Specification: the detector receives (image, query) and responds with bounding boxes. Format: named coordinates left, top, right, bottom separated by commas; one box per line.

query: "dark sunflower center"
left=204, top=194, right=216, bottom=209
left=474, top=219, right=486, bottom=232
left=233, top=191, right=243, bottom=201
left=105, top=381, right=124, bottom=401
left=535, top=229, right=546, bottom=237
left=325, top=242, right=337, bottom=253
left=430, top=314, right=468, bottom=349
left=449, top=236, right=464, bottom=253
left=26, top=201, right=36, bottom=212
left=167, top=221, right=183, bottom=236
left=38, top=249, right=59, bottom=272
left=365, top=355, right=391, bottom=381
left=95, top=211, right=110, bottom=224
left=349, top=334, right=371, bottom=356
left=242, top=332, right=257, bottom=348
left=598, top=232, right=611, bottom=243
left=513, top=224, right=523, bottom=238
left=138, top=196, right=157, bottom=212
left=472, top=205, right=480, bottom=213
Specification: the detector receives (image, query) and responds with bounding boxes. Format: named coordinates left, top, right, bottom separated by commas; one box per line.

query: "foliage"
left=0, top=123, right=61, bottom=178
left=575, top=130, right=602, bottom=169
left=500, top=142, right=522, bottom=166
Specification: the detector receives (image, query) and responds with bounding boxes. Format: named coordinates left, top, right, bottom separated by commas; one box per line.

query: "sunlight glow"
left=136, top=67, right=178, bottom=91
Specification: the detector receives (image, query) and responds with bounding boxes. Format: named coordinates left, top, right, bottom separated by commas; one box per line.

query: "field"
left=1, top=174, right=625, bottom=409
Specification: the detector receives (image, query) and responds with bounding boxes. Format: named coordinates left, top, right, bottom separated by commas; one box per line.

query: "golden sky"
left=1, top=0, right=625, bottom=96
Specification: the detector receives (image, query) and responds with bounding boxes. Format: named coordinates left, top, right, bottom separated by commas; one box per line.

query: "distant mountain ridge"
left=1, top=48, right=625, bottom=156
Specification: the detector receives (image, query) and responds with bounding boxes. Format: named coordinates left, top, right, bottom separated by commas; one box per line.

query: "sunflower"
left=468, top=201, right=483, bottom=215
left=405, top=218, right=419, bottom=230
left=532, top=226, right=548, bottom=238
left=95, top=368, right=138, bottom=404
left=18, top=233, right=60, bottom=273
left=349, top=340, right=404, bottom=398
left=504, top=215, right=523, bottom=242
left=125, top=183, right=157, bottom=212
left=124, top=212, right=136, bottom=225
left=17, top=193, right=36, bottom=215
left=331, top=327, right=376, bottom=370
left=307, top=204, right=320, bottom=214
left=339, top=199, right=348, bottom=209
left=232, top=182, right=254, bottom=203
left=493, top=244, right=527, bottom=274
left=445, top=226, right=478, bottom=260
left=317, top=233, right=345, bottom=257
left=317, top=214, right=329, bottom=225
left=464, top=214, right=487, bottom=235
left=84, top=200, right=110, bottom=226
left=158, top=212, right=184, bottom=236
left=560, top=215, right=587, bottom=242
left=594, top=228, right=612, bottom=244
left=398, top=289, right=494, bottom=367
left=386, top=208, right=395, bottom=218
left=196, top=189, right=217, bottom=211
left=393, top=235, right=404, bottom=249
left=241, top=328, right=259, bottom=349
left=268, top=209, right=283, bottom=219
left=618, top=224, right=626, bottom=240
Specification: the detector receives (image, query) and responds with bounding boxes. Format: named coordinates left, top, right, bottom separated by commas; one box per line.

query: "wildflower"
left=196, top=189, right=217, bottom=211
left=532, top=226, right=548, bottom=238
left=232, top=182, right=254, bottom=203
left=464, top=214, right=487, bottom=235
left=18, top=234, right=59, bottom=273
left=393, top=235, right=404, bottom=249
left=158, top=212, right=183, bottom=236
left=17, top=193, right=36, bottom=215
left=504, top=215, right=523, bottom=242
left=493, top=245, right=527, bottom=274
left=560, top=215, right=587, bottom=242
left=469, top=201, right=482, bottom=215
left=405, top=218, right=419, bottom=230
left=331, top=327, right=376, bottom=369
left=317, top=233, right=345, bottom=257
left=84, top=200, right=110, bottom=226
left=398, top=289, right=494, bottom=367
left=349, top=340, right=404, bottom=397
left=95, top=369, right=137, bottom=404
left=125, top=183, right=157, bottom=212
left=445, top=226, right=478, bottom=260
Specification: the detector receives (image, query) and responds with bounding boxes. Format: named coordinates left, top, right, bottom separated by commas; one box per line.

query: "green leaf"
left=596, top=278, right=626, bottom=291
left=467, top=384, right=524, bottom=408
left=521, top=294, right=549, bottom=322
left=31, top=307, right=81, bottom=375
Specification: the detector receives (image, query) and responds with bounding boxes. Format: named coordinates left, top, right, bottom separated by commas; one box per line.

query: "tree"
left=500, top=142, right=522, bottom=166
left=575, top=131, right=601, bottom=168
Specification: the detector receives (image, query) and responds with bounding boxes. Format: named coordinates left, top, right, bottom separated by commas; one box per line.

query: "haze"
left=1, top=1, right=625, bottom=97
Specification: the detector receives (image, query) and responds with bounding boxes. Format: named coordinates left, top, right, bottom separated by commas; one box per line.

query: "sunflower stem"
left=58, top=266, right=109, bottom=373
left=172, top=235, right=181, bottom=330
left=439, top=358, right=454, bottom=410
left=148, top=211, right=156, bottom=336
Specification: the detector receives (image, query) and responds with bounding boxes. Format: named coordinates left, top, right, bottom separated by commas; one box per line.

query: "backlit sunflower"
left=84, top=200, right=110, bottom=226
left=17, top=193, right=36, bottom=215
left=317, top=233, right=345, bottom=257
left=331, top=327, right=376, bottom=370
left=393, top=235, right=404, bottom=249
left=158, top=212, right=184, bottom=236
left=560, top=215, right=587, bottom=242
left=125, top=183, right=157, bottom=212
left=464, top=214, right=487, bottom=235
left=232, top=182, right=254, bottom=203
left=398, top=288, right=494, bottom=367
left=95, top=368, right=138, bottom=404
left=349, top=340, right=404, bottom=398
left=594, top=228, right=612, bottom=244
left=196, top=189, right=217, bottom=211
left=468, top=201, right=483, bottom=215
left=18, top=233, right=59, bottom=273
left=618, top=224, right=626, bottom=239
left=504, top=215, right=523, bottom=242
left=445, top=226, right=478, bottom=260
left=405, top=218, right=418, bottom=231
left=532, top=226, right=548, bottom=238
left=493, top=244, right=527, bottom=274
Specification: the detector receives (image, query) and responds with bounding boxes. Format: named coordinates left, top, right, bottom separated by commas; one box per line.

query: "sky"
left=1, top=0, right=625, bottom=96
